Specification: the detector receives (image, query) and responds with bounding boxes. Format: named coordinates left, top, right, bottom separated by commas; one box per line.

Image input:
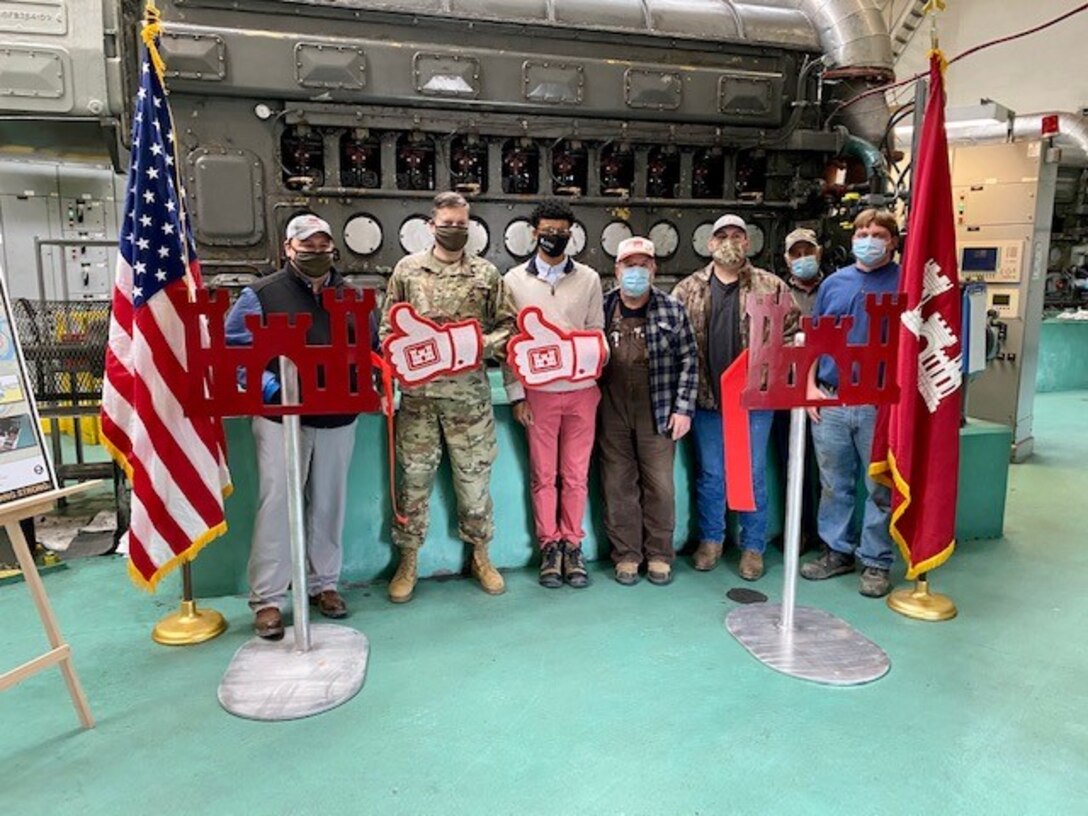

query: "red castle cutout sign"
left=741, top=291, right=905, bottom=409
left=183, top=288, right=381, bottom=417
left=720, top=290, right=905, bottom=512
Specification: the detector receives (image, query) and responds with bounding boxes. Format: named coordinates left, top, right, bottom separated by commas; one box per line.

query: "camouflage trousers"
left=392, top=393, right=498, bottom=551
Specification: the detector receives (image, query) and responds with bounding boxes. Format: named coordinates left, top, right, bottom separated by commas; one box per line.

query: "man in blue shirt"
left=800, top=209, right=901, bottom=598
left=224, top=214, right=359, bottom=639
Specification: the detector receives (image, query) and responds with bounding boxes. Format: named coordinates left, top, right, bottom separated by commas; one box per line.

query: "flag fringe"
left=869, top=451, right=955, bottom=580
left=101, top=429, right=233, bottom=500
left=126, top=519, right=228, bottom=593
left=100, top=430, right=135, bottom=483
left=102, top=423, right=234, bottom=592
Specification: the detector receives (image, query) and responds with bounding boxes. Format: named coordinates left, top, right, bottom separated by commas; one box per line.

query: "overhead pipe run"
left=895, top=112, right=1088, bottom=167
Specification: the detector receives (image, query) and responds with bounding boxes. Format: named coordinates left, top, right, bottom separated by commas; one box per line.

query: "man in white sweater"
left=504, top=200, right=606, bottom=589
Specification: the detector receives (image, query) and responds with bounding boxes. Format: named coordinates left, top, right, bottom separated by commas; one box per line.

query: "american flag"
left=101, top=27, right=232, bottom=590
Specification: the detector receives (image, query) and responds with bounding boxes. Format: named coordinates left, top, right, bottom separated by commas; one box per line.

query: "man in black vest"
left=225, top=214, right=358, bottom=640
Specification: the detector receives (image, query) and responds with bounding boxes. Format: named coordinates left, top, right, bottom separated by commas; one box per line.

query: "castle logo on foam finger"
left=528, top=345, right=562, bottom=375
left=405, top=338, right=440, bottom=371
left=507, top=306, right=607, bottom=387
left=383, top=302, right=484, bottom=386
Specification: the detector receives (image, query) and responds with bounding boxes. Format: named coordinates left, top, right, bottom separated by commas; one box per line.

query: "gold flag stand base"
left=151, top=562, right=228, bottom=645
left=887, top=577, right=957, bottom=621
left=152, top=599, right=227, bottom=645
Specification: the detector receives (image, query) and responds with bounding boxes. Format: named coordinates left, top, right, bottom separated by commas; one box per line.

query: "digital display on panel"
left=992, top=294, right=1011, bottom=306
left=962, top=247, right=999, bottom=272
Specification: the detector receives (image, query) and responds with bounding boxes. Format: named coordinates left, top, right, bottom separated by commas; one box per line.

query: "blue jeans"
left=810, top=405, right=894, bottom=569
left=692, top=408, right=773, bottom=553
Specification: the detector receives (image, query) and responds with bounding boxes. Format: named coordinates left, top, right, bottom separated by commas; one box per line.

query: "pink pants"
left=525, top=386, right=601, bottom=548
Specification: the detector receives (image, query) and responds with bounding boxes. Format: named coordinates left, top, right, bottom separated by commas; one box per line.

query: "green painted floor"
left=3, top=392, right=1087, bottom=815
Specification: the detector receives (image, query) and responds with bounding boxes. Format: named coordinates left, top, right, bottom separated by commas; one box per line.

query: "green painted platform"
left=188, top=371, right=1011, bottom=598
left=1037, top=319, right=1088, bottom=393
left=1, top=390, right=1085, bottom=816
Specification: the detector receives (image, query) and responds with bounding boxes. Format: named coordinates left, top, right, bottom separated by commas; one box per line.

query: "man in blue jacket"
left=801, top=209, right=901, bottom=598
left=225, top=214, right=358, bottom=639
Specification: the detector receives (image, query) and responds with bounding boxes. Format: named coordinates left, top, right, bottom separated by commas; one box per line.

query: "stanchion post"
left=279, top=356, right=311, bottom=653
left=779, top=405, right=808, bottom=633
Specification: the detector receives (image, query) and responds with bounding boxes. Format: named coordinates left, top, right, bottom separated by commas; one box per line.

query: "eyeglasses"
left=538, top=229, right=571, bottom=238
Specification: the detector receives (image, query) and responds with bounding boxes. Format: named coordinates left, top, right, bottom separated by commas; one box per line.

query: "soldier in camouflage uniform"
left=380, top=191, right=517, bottom=603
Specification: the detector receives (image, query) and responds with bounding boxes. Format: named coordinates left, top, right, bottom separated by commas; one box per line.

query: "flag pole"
left=885, top=2, right=958, bottom=623
left=151, top=561, right=228, bottom=644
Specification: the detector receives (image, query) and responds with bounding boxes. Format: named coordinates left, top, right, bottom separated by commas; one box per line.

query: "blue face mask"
left=620, top=266, right=651, bottom=297
left=853, top=236, right=888, bottom=267
left=790, top=255, right=820, bottom=281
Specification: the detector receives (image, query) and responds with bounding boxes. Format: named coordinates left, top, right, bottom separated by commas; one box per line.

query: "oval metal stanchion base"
left=726, top=604, right=890, bottom=686
left=218, top=623, right=370, bottom=721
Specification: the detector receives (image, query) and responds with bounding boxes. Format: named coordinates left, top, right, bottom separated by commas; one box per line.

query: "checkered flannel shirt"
left=603, top=287, right=699, bottom=436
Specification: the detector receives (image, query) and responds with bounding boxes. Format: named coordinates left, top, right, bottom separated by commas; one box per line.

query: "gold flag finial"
left=141, top=1, right=167, bottom=79
left=923, top=0, right=947, bottom=63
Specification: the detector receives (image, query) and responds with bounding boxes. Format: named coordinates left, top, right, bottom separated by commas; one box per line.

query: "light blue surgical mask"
left=853, top=236, right=888, bottom=268
left=790, top=255, right=820, bottom=281
left=620, top=266, right=651, bottom=297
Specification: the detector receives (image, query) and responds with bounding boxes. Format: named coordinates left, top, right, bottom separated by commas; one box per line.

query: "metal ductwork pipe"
left=896, top=113, right=1088, bottom=167
left=786, top=0, right=896, bottom=148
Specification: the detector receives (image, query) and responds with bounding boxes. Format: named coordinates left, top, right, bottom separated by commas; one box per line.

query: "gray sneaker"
left=859, top=567, right=891, bottom=598
left=800, top=548, right=856, bottom=580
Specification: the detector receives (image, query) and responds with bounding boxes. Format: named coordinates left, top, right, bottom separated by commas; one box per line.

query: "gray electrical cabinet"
left=0, top=160, right=123, bottom=302
left=956, top=141, right=1059, bottom=461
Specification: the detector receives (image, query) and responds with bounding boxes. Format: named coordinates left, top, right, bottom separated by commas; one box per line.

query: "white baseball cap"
left=285, top=213, right=333, bottom=241
left=615, top=236, right=656, bottom=263
left=712, top=214, right=747, bottom=235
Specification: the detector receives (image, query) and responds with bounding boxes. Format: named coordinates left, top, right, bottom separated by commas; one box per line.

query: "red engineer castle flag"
left=870, top=52, right=962, bottom=579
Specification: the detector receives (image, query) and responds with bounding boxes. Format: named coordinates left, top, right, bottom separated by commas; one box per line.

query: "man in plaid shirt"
left=599, top=236, right=698, bottom=586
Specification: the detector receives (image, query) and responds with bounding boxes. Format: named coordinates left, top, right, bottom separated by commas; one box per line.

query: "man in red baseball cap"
left=598, top=236, right=698, bottom=586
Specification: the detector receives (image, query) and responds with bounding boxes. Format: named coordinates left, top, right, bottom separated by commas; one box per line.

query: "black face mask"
left=434, top=225, right=469, bottom=252
left=537, top=232, right=570, bottom=258
left=292, top=251, right=334, bottom=279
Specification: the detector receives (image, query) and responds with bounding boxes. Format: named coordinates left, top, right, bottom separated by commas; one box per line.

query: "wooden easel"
left=0, top=483, right=97, bottom=730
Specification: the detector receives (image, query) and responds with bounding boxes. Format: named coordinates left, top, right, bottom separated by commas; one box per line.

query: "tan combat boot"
left=471, top=544, right=505, bottom=595
left=388, top=549, right=418, bottom=603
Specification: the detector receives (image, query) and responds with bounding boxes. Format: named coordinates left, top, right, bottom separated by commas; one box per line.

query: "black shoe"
left=859, top=567, right=891, bottom=598
left=562, top=542, right=589, bottom=588
left=539, top=543, right=563, bottom=588
left=800, top=547, right=856, bottom=581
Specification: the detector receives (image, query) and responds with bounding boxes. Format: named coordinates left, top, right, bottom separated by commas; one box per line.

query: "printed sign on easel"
left=0, top=274, right=57, bottom=506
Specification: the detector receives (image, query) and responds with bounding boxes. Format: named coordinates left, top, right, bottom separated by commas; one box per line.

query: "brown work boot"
left=647, top=560, right=672, bottom=585
left=471, top=545, right=505, bottom=595
left=738, top=549, right=764, bottom=581
left=310, top=589, right=348, bottom=619
left=388, top=549, right=418, bottom=604
left=615, top=561, right=640, bottom=586
left=692, top=540, right=723, bottom=571
left=254, top=606, right=284, bottom=641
